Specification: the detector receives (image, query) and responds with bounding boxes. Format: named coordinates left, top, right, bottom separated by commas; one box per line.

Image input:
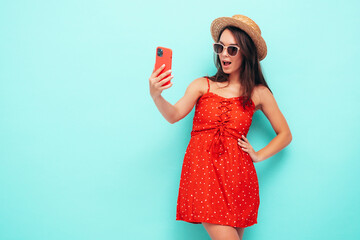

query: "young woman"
left=149, top=14, right=292, bottom=240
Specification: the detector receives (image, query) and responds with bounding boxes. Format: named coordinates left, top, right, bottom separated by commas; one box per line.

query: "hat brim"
left=211, top=17, right=267, bottom=61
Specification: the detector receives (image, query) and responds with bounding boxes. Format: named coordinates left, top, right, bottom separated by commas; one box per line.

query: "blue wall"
left=0, top=0, right=359, bottom=239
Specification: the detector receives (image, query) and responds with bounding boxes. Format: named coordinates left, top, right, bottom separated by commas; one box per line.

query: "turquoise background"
left=1, top=0, right=359, bottom=239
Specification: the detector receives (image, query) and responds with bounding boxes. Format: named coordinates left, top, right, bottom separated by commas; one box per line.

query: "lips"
left=223, top=60, right=232, bottom=67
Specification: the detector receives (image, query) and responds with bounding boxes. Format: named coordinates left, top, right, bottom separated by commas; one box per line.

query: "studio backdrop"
left=0, top=0, right=359, bottom=239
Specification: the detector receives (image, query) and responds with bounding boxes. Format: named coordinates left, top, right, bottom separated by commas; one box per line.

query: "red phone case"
left=155, top=46, right=172, bottom=86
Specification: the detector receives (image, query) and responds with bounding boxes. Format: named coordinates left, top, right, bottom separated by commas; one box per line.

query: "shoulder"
left=252, top=84, right=273, bottom=110
left=187, top=77, right=209, bottom=95
left=253, top=84, right=272, bottom=97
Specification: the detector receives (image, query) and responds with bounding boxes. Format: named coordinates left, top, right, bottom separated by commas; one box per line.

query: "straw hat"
left=210, top=14, right=267, bottom=61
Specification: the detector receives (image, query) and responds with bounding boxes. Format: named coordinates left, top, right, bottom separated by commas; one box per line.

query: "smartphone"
left=154, top=46, right=172, bottom=86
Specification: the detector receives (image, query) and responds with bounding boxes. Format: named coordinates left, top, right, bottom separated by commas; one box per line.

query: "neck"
left=228, top=70, right=241, bottom=84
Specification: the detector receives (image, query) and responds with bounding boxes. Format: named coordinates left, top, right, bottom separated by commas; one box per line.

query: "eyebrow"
left=219, top=40, right=239, bottom=46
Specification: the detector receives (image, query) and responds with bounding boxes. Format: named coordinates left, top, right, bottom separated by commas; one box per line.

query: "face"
left=217, top=29, right=242, bottom=75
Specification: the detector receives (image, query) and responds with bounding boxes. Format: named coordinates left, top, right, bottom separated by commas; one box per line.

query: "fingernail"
left=162, top=64, right=165, bottom=67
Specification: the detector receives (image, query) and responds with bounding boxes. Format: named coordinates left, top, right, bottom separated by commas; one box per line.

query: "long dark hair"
left=206, top=26, right=272, bottom=109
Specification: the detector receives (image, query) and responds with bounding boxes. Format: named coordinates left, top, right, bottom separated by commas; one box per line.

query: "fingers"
left=149, top=65, right=173, bottom=98
left=238, top=139, right=246, bottom=147
left=156, top=69, right=172, bottom=81
left=151, top=64, right=166, bottom=77
left=238, top=143, right=248, bottom=152
left=238, top=135, right=249, bottom=152
left=156, top=74, right=174, bottom=86
left=160, top=81, right=173, bottom=90
left=237, top=135, right=247, bottom=143
left=241, top=147, right=248, bottom=153
left=241, top=135, right=248, bottom=142
left=150, top=69, right=172, bottom=86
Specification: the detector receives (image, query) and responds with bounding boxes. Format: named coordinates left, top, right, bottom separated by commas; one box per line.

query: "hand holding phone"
left=149, top=47, right=174, bottom=99
left=154, top=46, right=172, bottom=86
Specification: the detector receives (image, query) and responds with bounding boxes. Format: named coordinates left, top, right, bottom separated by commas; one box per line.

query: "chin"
left=222, top=68, right=232, bottom=74
left=222, top=65, right=239, bottom=75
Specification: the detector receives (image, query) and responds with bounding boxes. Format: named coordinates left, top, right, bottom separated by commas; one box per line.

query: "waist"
left=191, top=126, right=244, bottom=156
left=191, top=126, right=243, bottom=139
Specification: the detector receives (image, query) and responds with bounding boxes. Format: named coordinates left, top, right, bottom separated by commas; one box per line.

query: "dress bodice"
left=190, top=91, right=255, bottom=156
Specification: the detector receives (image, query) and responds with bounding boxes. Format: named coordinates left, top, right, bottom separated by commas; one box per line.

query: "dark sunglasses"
left=213, top=43, right=240, bottom=56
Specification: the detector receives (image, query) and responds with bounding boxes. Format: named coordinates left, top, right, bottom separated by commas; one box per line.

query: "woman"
left=149, top=14, right=292, bottom=240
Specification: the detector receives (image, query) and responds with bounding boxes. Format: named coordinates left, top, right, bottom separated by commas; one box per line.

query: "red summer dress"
left=176, top=77, right=260, bottom=228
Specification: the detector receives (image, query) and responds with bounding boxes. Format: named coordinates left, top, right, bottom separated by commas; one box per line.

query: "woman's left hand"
left=238, top=135, right=260, bottom=163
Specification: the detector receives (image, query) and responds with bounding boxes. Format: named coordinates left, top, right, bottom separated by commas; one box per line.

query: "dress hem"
left=176, top=217, right=257, bottom=228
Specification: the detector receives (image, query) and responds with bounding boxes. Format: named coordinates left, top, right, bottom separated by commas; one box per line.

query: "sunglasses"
left=213, top=43, right=240, bottom=56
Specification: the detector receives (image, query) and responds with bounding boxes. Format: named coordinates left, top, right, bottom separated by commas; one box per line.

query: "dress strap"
left=206, top=77, right=210, bottom=93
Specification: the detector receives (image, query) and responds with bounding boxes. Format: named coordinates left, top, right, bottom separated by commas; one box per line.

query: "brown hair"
left=206, top=26, right=272, bottom=109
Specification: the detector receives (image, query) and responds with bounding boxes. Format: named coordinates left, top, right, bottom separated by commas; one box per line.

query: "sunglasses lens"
left=228, top=46, right=238, bottom=56
left=213, top=44, right=223, bottom=54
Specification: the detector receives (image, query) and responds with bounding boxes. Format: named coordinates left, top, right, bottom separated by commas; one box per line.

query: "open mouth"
left=223, top=61, right=232, bottom=66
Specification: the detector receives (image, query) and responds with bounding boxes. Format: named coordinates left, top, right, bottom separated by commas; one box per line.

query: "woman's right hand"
left=149, top=64, right=174, bottom=99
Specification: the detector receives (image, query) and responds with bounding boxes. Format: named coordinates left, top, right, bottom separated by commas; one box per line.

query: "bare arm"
left=149, top=65, right=205, bottom=124
left=255, top=86, right=292, bottom=162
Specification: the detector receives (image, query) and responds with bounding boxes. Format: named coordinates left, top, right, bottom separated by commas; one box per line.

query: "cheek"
left=232, top=58, right=242, bottom=68
left=231, top=54, right=241, bottom=63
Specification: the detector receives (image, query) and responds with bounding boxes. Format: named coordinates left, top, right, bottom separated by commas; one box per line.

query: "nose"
left=220, top=46, right=229, bottom=58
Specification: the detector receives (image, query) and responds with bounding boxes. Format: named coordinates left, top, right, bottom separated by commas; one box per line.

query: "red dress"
left=176, top=77, right=260, bottom=228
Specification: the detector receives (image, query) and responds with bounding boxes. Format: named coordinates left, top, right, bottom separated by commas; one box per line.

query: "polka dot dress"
left=176, top=77, right=260, bottom=228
